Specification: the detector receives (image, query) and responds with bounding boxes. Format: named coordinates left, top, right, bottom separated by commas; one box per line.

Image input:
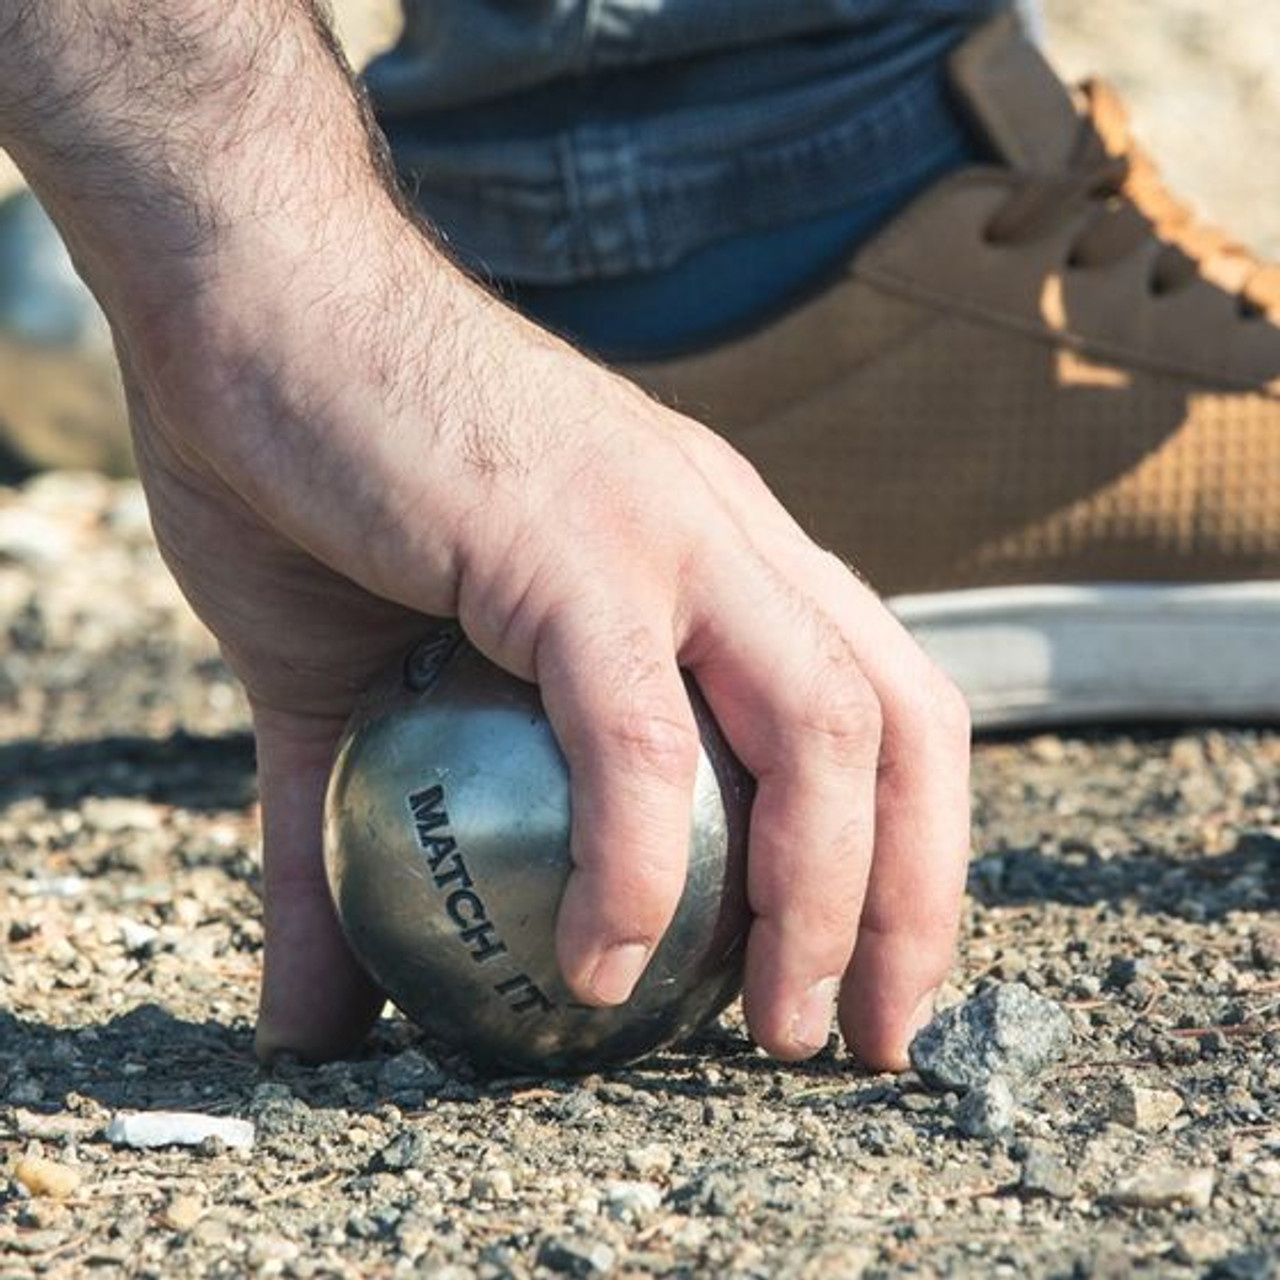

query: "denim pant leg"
left=364, top=2, right=1013, bottom=285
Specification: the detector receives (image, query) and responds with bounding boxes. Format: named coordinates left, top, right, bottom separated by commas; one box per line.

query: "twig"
left=1167, top=1022, right=1280, bottom=1039
left=255, top=1169, right=340, bottom=1207
left=507, top=1087, right=558, bottom=1104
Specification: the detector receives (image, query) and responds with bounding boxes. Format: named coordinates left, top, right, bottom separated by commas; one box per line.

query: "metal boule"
left=324, top=626, right=753, bottom=1075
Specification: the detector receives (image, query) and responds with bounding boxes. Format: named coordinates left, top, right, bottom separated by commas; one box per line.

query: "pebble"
left=1111, top=1166, right=1215, bottom=1211
left=1020, top=1145, right=1076, bottom=1200
left=247, top=1236, right=300, bottom=1274
left=14, top=1156, right=81, bottom=1199
left=105, top=1111, right=255, bottom=1151
left=603, top=1181, right=663, bottom=1220
left=161, top=1195, right=205, bottom=1232
left=1109, top=1083, right=1183, bottom=1133
left=470, top=1168, right=515, bottom=1201
left=1173, top=1225, right=1235, bottom=1265
left=376, top=1130, right=433, bottom=1172
left=955, top=1075, right=1016, bottom=1139
left=1252, top=927, right=1280, bottom=972
left=909, top=984, right=1073, bottom=1091
left=378, top=1050, right=447, bottom=1096
left=624, top=1143, right=674, bottom=1178
left=537, top=1235, right=617, bottom=1277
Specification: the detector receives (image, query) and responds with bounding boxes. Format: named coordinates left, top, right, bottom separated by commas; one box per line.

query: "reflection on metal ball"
left=324, top=627, right=753, bottom=1075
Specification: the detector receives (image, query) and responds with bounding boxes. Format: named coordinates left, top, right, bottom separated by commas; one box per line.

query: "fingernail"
left=790, top=977, right=840, bottom=1054
left=587, top=943, right=651, bottom=1005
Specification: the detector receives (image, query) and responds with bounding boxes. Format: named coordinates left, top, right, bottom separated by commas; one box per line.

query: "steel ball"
left=324, top=627, right=753, bottom=1075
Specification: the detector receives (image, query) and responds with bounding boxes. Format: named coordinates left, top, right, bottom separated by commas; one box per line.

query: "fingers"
left=823, top=574, right=971, bottom=1068
left=777, top=554, right=971, bottom=1070
left=533, top=607, right=702, bottom=1006
left=682, top=435, right=971, bottom=1068
left=252, top=705, right=385, bottom=1063
left=685, top=558, right=882, bottom=1060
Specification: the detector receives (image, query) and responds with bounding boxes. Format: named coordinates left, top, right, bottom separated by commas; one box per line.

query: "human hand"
left=3, top=0, right=971, bottom=1069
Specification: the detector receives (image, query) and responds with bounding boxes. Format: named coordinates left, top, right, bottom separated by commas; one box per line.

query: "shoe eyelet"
left=980, top=222, right=1005, bottom=247
left=1238, top=297, right=1265, bottom=321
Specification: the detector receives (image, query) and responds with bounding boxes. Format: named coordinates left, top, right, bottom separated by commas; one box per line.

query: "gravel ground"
left=4, top=4, right=1280, bottom=1278
left=2, top=472, right=1279, bottom=1279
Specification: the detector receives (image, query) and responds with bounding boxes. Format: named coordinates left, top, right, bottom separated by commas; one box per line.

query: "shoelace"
left=983, top=79, right=1280, bottom=321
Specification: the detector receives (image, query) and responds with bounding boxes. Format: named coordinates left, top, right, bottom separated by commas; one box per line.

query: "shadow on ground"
left=0, top=731, right=256, bottom=810
left=969, top=830, right=1280, bottom=922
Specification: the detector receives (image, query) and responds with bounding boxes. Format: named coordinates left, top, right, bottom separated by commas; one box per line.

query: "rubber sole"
left=891, top=582, right=1280, bottom=730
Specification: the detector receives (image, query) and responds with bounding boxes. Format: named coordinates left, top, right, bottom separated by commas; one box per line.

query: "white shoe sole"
left=891, top=583, right=1280, bottom=730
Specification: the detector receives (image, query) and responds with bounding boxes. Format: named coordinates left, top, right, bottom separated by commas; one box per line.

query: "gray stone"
left=1020, top=1145, right=1076, bottom=1200
left=955, top=1075, right=1017, bottom=1139
left=376, top=1129, right=433, bottom=1172
left=909, top=984, right=1073, bottom=1091
left=378, top=1050, right=447, bottom=1096
left=537, top=1234, right=617, bottom=1277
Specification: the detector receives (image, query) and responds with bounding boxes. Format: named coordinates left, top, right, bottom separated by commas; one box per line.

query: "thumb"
left=251, top=704, right=385, bottom=1063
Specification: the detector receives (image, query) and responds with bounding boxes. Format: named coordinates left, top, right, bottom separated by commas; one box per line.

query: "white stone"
left=105, top=1111, right=255, bottom=1151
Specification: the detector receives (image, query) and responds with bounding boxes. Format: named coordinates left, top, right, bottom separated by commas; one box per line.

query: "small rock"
left=1020, top=1145, right=1076, bottom=1200
left=793, top=1243, right=877, bottom=1279
left=470, top=1168, right=515, bottom=1201
left=625, top=1143, right=674, bottom=1178
left=1173, top=1226, right=1234, bottom=1265
left=376, top=1129, right=432, bottom=1172
left=378, top=1050, right=446, bottom=1096
left=1252, top=927, right=1280, bottom=972
left=247, top=1236, right=300, bottom=1274
left=909, top=984, right=1072, bottom=1091
left=537, top=1234, right=616, bottom=1278
left=80, top=797, right=163, bottom=833
left=1109, top=1083, right=1183, bottom=1133
left=1207, top=1254, right=1279, bottom=1280
left=118, top=918, right=159, bottom=954
left=161, top=1195, right=205, bottom=1232
left=1104, top=956, right=1153, bottom=990
left=603, top=1181, right=663, bottom=1220
left=105, top=1111, right=254, bottom=1151
left=1111, top=1166, right=1215, bottom=1211
left=14, top=1156, right=81, bottom=1199
left=955, top=1075, right=1016, bottom=1139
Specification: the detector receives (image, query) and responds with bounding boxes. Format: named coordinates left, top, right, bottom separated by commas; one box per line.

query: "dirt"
left=3, top=4, right=1280, bottom=1278
left=3, top=471, right=1279, bottom=1278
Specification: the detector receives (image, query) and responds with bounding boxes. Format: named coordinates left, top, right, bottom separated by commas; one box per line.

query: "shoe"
left=0, top=191, right=132, bottom=477
left=625, top=11, right=1280, bottom=729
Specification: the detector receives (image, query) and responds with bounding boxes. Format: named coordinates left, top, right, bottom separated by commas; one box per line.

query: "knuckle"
left=883, top=662, right=972, bottom=758
left=604, top=708, right=701, bottom=786
left=798, top=658, right=883, bottom=767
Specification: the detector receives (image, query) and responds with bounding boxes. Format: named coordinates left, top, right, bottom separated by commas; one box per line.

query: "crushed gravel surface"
left=3, top=478, right=1279, bottom=1279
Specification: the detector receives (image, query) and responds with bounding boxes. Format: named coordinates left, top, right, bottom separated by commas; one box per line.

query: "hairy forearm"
left=0, top=1, right=408, bottom=310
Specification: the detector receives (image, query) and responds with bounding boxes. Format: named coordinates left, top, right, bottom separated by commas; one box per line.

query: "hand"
left=117, top=223, right=969, bottom=1066
left=3, top=0, right=971, bottom=1068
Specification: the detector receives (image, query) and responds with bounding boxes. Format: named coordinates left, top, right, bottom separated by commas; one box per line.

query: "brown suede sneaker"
left=625, top=10, right=1280, bottom=728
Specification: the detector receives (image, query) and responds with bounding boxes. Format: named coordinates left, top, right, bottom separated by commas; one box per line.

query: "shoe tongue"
left=949, top=10, right=1082, bottom=172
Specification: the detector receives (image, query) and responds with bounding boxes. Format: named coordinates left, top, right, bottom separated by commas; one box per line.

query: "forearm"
left=0, top=1, right=410, bottom=319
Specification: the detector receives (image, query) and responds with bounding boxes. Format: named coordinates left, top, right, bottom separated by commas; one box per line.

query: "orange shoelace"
left=983, top=79, right=1280, bottom=320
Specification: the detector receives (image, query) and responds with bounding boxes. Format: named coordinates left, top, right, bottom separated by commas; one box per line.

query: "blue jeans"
left=365, top=1, right=1009, bottom=285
